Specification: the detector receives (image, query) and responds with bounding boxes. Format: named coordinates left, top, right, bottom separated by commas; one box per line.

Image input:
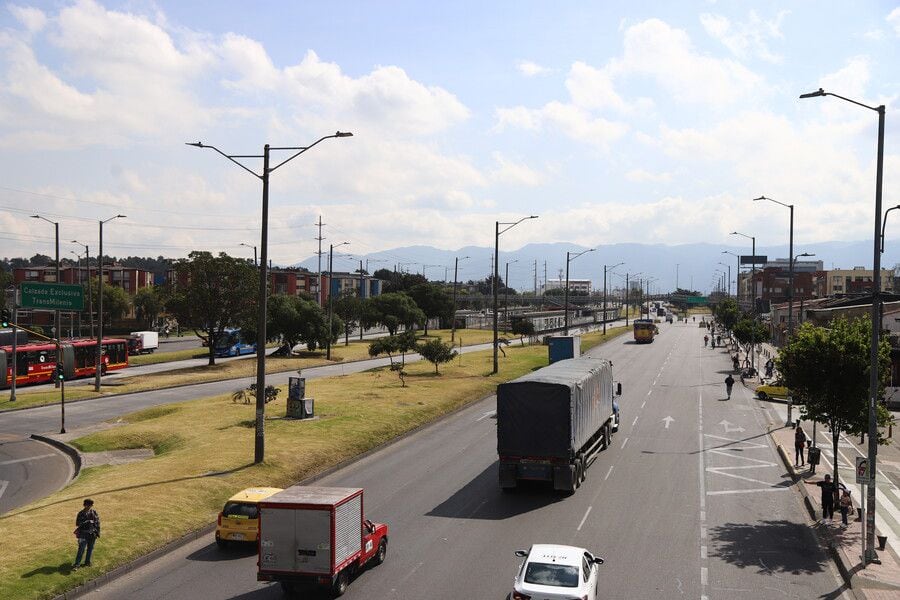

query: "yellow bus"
left=633, top=319, right=657, bottom=343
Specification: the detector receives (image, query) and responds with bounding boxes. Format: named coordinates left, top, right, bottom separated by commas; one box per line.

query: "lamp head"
left=185, top=141, right=205, bottom=148
left=335, top=131, right=353, bottom=138
left=800, top=252, right=815, bottom=257
left=752, top=196, right=768, bottom=202
left=799, top=88, right=826, bottom=99
left=528, top=215, right=538, bottom=219
left=30, top=214, right=39, bottom=219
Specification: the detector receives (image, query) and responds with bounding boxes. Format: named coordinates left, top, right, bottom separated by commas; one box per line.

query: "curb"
left=30, top=433, right=82, bottom=483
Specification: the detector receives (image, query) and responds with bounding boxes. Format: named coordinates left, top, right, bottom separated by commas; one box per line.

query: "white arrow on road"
left=662, top=416, right=675, bottom=429
left=719, top=420, right=745, bottom=433
left=0, top=480, right=8, bottom=500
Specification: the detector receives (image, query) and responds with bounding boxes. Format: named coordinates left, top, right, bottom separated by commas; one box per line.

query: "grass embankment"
left=0, top=343, right=546, bottom=600
left=0, top=330, right=497, bottom=413
left=128, top=347, right=207, bottom=366
left=581, top=325, right=630, bottom=352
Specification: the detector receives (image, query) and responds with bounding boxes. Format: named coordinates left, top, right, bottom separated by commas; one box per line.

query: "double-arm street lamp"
left=623, top=272, right=641, bottom=326
left=239, top=242, right=258, bottom=266
left=71, top=240, right=94, bottom=337
left=95, top=215, right=126, bottom=392
left=451, top=256, right=470, bottom=343
left=801, top=87, right=885, bottom=563
left=187, top=131, right=352, bottom=464
left=603, top=262, right=624, bottom=335
left=754, top=196, right=795, bottom=339
left=564, top=249, right=594, bottom=334
left=722, top=251, right=741, bottom=304
left=32, top=214, right=66, bottom=432
left=493, top=216, right=538, bottom=374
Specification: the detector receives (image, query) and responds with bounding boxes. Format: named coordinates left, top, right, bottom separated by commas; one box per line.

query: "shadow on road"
left=708, top=519, right=827, bottom=575
left=186, top=541, right=256, bottom=562
left=427, top=461, right=562, bottom=520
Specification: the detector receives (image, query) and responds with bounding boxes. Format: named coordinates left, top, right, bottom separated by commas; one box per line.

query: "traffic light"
left=55, top=362, right=65, bottom=381
left=1, top=307, right=9, bottom=327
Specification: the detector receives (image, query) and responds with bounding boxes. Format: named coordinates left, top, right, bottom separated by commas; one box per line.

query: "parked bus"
left=214, top=328, right=257, bottom=358
left=633, top=319, right=657, bottom=344
left=1, top=338, right=129, bottom=388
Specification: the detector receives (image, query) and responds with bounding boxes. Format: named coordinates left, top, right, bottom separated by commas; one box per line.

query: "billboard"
left=740, top=255, right=767, bottom=265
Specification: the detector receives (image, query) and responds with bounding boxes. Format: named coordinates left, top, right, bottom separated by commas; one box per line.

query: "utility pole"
left=359, top=259, right=365, bottom=341
left=315, top=216, right=325, bottom=306
left=533, top=260, right=537, bottom=297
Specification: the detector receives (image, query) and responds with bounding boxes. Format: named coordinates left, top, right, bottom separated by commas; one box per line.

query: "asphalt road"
left=81, top=322, right=848, bottom=600
left=0, top=434, right=71, bottom=515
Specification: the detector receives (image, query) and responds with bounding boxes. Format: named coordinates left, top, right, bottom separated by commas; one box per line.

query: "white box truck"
left=127, top=331, right=158, bottom=355
left=257, top=486, right=388, bottom=597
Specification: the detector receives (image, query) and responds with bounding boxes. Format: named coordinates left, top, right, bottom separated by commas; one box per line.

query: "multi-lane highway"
left=0, top=434, right=71, bottom=515
left=81, top=321, right=848, bottom=600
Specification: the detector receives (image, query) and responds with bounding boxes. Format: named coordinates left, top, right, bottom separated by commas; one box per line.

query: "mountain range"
left=293, top=240, right=900, bottom=294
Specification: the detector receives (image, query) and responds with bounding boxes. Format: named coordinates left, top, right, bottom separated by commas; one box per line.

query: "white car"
left=511, top=543, right=604, bottom=600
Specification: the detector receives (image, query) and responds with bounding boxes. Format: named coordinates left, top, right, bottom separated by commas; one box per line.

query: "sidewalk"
left=769, top=418, right=900, bottom=598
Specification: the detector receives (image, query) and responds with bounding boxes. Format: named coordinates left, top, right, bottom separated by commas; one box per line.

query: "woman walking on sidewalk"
left=794, top=425, right=807, bottom=467
left=838, top=485, right=852, bottom=528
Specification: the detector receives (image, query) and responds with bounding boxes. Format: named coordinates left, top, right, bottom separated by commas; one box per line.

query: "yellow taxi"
left=215, top=487, right=283, bottom=547
left=755, top=383, right=790, bottom=401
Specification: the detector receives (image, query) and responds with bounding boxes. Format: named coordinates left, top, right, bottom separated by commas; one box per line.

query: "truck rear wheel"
left=332, top=570, right=349, bottom=597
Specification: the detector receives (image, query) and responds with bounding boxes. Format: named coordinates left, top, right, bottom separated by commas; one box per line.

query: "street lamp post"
left=451, top=256, right=470, bottom=343
left=504, top=259, right=518, bottom=330
left=718, top=262, right=731, bottom=296
left=722, top=251, right=741, bottom=305
left=71, top=241, right=94, bottom=337
left=95, top=215, right=126, bottom=392
left=801, top=87, right=885, bottom=562
left=731, top=231, right=757, bottom=373
left=187, top=131, right=352, bottom=464
left=623, top=272, right=641, bottom=326
left=754, top=196, right=795, bottom=340
left=564, top=249, right=594, bottom=334
left=493, top=216, right=538, bottom=374
left=326, top=241, right=349, bottom=360
left=32, top=214, right=66, bottom=432
left=604, top=262, right=624, bottom=335
left=239, top=242, right=258, bottom=266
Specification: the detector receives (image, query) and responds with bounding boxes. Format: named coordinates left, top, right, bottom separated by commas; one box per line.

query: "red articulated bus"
left=0, top=338, right=129, bottom=388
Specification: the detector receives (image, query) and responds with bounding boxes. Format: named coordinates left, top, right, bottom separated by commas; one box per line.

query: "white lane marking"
left=632, top=416, right=639, bottom=428
left=0, top=453, right=57, bottom=466
left=647, top=390, right=652, bottom=396
left=0, top=480, right=8, bottom=500
left=698, top=391, right=708, bottom=599
left=475, top=410, right=495, bottom=422
left=621, top=437, right=629, bottom=450
left=718, top=420, right=745, bottom=433
left=577, top=506, right=592, bottom=531
left=700, top=545, right=708, bottom=559
left=662, top=416, right=675, bottom=428
left=700, top=567, right=708, bottom=585
left=640, top=400, right=646, bottom=409
left=604, top=465, right=614, bottom=480
left=707, top=488, right=789, bottom=496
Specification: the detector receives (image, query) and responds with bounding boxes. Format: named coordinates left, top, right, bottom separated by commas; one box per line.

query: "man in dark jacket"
left=73, top=499, right=101, bottom=569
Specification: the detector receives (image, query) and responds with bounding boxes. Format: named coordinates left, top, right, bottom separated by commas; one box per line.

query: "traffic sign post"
left=20, top=282, right=84, bottom=311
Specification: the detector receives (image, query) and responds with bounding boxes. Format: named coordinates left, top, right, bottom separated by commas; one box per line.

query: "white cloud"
left=819, top=56, right=870, bottom=100
left=700, top=10, right=788, bottom=63
left=493, top=102, right=628, bottom=149
left=625, top=169, right=672, bottom=183
left=489, top=153, right=546, bottom=186
left=864, top=29, right=885, bottom=41
left=517, top=60, right=551, bottom=77
left=8, top=4, right=46, bottom=33
left=888, top=7, right=900, bottom=36
left=565, top=61, right=628, bottom=112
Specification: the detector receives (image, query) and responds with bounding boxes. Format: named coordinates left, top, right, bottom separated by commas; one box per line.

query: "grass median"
left=0, top=329, right=497, bottom=413
left=0, top=342, right=547, bottom=600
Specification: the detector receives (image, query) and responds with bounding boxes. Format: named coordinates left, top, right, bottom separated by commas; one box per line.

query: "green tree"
left=511, top=319, right=536, bottom=345
left=333, top=290, right=363, bottom=346
left=133, top=286, right=166, bottom=329
left=714, top=297, right=740, bottom=332
left=777, top=317, right=892, bottom=487
left=731, top=317, right=769, bottom=369
left=373, top=268, right=427, bottom=294
left=166, top=252, right=258, bottom=365
left=361, top=293, right=425, bottom=335
left=368, top=335, right=399, bottom=366
left=266, top=293, right=337, bottom=353
left=407, top=283, right=454, bottom=335
left=416, top=338, right=457, bottom=374
left=88, top=278, right=130, bottom=322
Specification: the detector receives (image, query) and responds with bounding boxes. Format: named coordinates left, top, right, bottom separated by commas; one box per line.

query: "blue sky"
left=1, top=0, right=898, bottom=277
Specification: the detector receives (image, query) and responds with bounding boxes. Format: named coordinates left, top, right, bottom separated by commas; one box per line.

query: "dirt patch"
left=81, top=448, right=155, bottom=468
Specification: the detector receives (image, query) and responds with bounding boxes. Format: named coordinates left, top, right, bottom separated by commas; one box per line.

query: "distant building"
left=542, top=278, right=591, bottom=294
left=826, top=267, right=894, bottom=296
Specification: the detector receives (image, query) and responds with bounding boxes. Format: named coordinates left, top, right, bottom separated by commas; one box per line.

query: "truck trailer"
left=497, top=357, right=621, bottom=493
left=257, top=486, right=388, bottom=597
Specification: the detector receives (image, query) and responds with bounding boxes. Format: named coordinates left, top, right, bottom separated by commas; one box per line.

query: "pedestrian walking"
left=765, top=358, right=774, bottom=379
left=704, top=335, right=709, bottom=347
left=838, top=485, right=852, bottom=527
left=793, top=425, right=807, bottom=467
left=73, top=499, right=100, bottom=569
left=804, top=474, right=836, bottom=523
left=732, top=355, right=739, bottom=371
left=724, top=374, right=734, bottom=400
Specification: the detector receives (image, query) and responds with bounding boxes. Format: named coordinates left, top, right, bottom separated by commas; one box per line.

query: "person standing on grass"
left=73, top=499, right=100, bottom=569
left=794, top=424, right=807, bottom=467
left=804, top=474, right=836, bottom=523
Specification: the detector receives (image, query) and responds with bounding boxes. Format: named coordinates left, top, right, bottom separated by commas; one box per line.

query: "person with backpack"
left=73, top=498, right=101, bottom=569
left=724, top=374, right=735, bottom=399
left=794, top=425, right=807, bottom=467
